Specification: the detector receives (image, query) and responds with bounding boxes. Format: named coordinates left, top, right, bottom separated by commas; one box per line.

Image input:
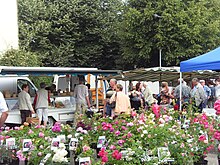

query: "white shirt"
left=35, top=88, right=49, bottom=109
left=18, top=90, right=34, bottom=111
left=74, top=84, right=89, bottom=104
left=0, top=92, right=8, bottom=112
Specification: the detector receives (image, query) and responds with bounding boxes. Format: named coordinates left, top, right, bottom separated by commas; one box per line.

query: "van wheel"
left=48, top=117, right=55, bottom=127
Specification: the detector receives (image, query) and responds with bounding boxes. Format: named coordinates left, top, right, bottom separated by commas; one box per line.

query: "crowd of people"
left=0, top=77, right=219, bottom=127
left=103, top=78, right=220, bottom=117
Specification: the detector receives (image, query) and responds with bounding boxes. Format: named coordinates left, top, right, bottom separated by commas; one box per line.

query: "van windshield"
left=17, top=79, right=36, bottom=97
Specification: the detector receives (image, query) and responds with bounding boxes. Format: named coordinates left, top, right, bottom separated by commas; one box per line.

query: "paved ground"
left=206, top=153, right=218, bottom=165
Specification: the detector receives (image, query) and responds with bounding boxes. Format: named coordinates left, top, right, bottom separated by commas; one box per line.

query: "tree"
left=18, top=0, right=123, bottom=69
left=119, top=0, right=220, bottom=69
left=0, top=48, right=52, bottom=88
left=0, top=48, right=40, bottom=66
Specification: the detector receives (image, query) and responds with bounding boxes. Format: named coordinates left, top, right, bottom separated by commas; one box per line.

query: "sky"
left=0, top=0, right=19, bottom=54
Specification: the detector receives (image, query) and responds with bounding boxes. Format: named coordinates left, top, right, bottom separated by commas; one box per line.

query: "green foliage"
left=18, top=0, right=123, bottom=69
left=0, top=49, right=40, bottom=67
left=29, top=76, right=53, bottom=89
left=16, top=0, right=220, bottom=69
left=119, top=0, right=220, bottom=69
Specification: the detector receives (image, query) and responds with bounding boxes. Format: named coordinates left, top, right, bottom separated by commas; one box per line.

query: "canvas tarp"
left=105, top=67, right=219, bottom=82
left=180, top=46, right=220, bottom=72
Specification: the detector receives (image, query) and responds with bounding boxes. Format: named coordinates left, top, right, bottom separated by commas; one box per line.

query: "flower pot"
left=218, top=156, right=220, bottom=165
left=194, top=157, right=208, bottom=165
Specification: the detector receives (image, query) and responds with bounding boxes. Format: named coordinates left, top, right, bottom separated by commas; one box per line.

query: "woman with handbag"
left=110, top=84, right=131, bottom=116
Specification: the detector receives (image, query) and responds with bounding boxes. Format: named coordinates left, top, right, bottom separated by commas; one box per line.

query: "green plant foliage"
left=0, top=49, right=40, bottom=67
left=29, top=76, right=53, bottom=89
left=18, top=0, right=123, bottom=69
left=119, top=0, right=220, bottom=69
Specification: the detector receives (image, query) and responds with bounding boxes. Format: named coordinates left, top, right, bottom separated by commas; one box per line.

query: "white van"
left=0, top=76, right=75, bottom=126
left=0, top=76, right=37, bottom=97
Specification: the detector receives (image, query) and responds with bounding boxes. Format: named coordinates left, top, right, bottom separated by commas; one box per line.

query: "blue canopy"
left=180, top=46, right=220, bottom=72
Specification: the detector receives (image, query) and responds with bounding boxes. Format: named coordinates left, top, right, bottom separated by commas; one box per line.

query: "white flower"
left=75, top=133, right=80, bottom=137
left=59, top=143, right=66, bottom=149
left=83, top=130, right=88, bottom=134
left=67, top=134, right=72, bottom=139
left=141, top=134, right=144, bottom=138
left=52, top=145, right=68, bottom=163
left=159, top=118, right=165, bottom=124
left=149, top=113, right=155, bottom=118
left=159, top=124, right=164, bottom=127
left=143, top=130, right=148, bottom=134
left=80, top=136, right=83, bottom=140
left=204, top=140, right=208, bottom=144
left=76, top=127, right=83, bottom=132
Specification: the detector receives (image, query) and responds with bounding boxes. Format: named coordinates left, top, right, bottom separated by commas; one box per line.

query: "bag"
left=109, top=92, right=117, bottom=109
left=26, top=117, right=39, bottom=124
left=109, top=101, right=116, bottom=109
left=86, top=109, right=94, bottom=118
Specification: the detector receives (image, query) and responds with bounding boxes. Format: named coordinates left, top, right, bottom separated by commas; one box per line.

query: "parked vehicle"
left=0, top=75, right=75, bottom=126
left=0, top=66, right=119, bottom=126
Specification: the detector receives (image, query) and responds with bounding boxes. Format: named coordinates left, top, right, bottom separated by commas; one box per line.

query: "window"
left=17, top=79, right=36, bottom=97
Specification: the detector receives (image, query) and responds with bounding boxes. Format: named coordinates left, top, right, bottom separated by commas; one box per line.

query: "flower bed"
left=0, top=104, right=219, bottom=164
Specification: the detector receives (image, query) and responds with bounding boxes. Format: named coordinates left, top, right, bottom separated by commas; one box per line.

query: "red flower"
left=102, top=155, right=108, bottom=163
left=198, top=135, right=206, bottom=142
left=98, top=148, right=108, bottom=157
left=112, top=150, right=122, bottom=160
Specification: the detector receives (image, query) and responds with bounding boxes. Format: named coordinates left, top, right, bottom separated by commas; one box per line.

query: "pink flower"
left=218, top=144, right=220, bottom=151
left=127, top=132, right=132, bottom=138
left=28, top=129, right=34, bottom=135
left=109, top=127, right=114, bottom=132
left=37, top=152, right=42, bottom=156
left=126, top=122, right=134, bottom=126
left=76, top=127, right=83, bottom=132
left=39, top=145, right=44, bottom=149
left=16, top=150, right=26, bottom=161
left=35, top=125, right=41, bottom=129
left=83, top=145, right=90, bottom=152
left=214, top=100, right=220, bottom=115
left=121, top=126, right=127, bottom=131
left=213, top=131, right=220, bottom=140
left=201, top=114, right=207, bottom=120
left=180, top=143, right=185, bottom=148
left=102, top=155, right=108, bottom=163
left=14, top=126, right=20, bottom=130
left=152, top=104, right=160, bottom=118
left=98, top=148, right=108, bottom=157
left=115, top=130, right=121, bottom=136
left=0, top=135, right=4, bottom=140
left=39, top=132, right=44, bottom=138
left=193, top=118, right=199, bottom=123
left=52, top=122, right=61, bottom=132
left=118, top=140, right=125, bottom=146
left=109, top=145, right=116, bottom=150
left=131, top=111, right=137, bottom=117
left=112, top=150, right=122, bottom=160
left=181, top=153, right=185, bottom=156
left=198, top=135, right=206, bottom=142
left=206, top=145, right=214, bottom=152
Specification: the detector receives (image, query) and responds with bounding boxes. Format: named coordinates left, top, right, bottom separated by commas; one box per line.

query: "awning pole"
left=179, top=72, right=182, bottom=110
left=95, top=75, right=99, bottom=109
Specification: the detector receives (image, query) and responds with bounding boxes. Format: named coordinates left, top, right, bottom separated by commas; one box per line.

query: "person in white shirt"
left=0, top=91, right=8, bottom=127
left=34, top=82, right=50, bottom=126
left=74, top=77, right=91, bottom=114
left=18, top=84, right=35, bottom=124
